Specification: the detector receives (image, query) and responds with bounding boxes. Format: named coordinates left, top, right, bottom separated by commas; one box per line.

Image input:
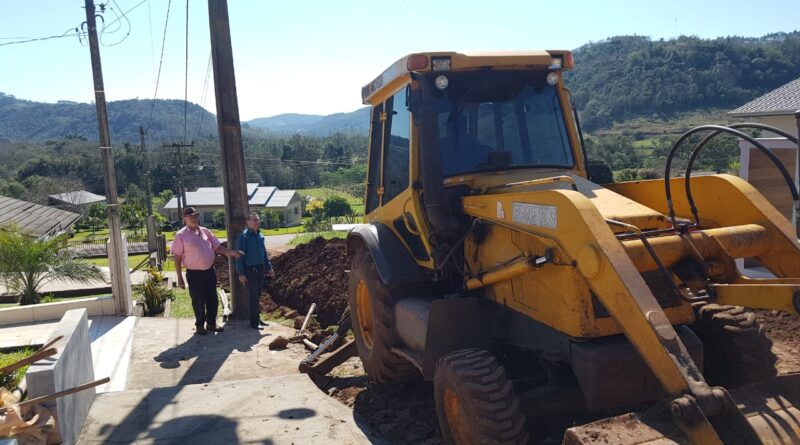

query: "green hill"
left=567, top=32, right=800, bottom=131
left=0, top=94, right=221, bottom=143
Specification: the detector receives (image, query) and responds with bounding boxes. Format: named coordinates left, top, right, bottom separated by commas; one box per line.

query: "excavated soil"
left=214, top=239, right=800, bottom=444
left=756, top=310, right=800, bottom=375
left=264, top=237, right=349, bottom=328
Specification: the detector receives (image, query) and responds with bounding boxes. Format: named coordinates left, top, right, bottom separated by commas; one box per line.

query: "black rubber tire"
left=434, top=349, right=529, bottom=445
left=348, top=247, right=419, bottom=383
left=691, top=302, right=777, bottom=388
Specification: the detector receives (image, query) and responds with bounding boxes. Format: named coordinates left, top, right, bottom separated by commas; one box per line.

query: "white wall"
left=759, top=115, right=799, bottom=137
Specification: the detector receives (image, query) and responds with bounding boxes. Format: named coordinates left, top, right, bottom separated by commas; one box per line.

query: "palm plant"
left=0, top=226, right=104, bottom=305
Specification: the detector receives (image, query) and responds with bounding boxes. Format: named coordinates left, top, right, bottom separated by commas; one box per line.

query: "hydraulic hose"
left=683, top=123, right=799, bottom=226
left=663, top=125, right=799, bottom=228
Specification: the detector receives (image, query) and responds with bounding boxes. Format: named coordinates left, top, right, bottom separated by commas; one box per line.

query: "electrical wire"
left=99, top=0, right=134, bottom=46
left=183, top=0, right=189, bottom=144
left=145, top=0, right=173, bottom=134
left=0, top=30, right=83, bottom=47
left=194, top=51, right=213, bottom=139
left=146, top=0, right=156, bottom=82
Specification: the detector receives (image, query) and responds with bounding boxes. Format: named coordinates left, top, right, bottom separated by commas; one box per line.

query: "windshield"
left=426, top=70, right=574, bottom=176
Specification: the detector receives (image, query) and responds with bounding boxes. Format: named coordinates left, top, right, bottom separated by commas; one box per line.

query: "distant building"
left=730, top=78, right=800, bottom=223
left=728, top=77, right=800, bottom=137
left=162, top=183, right=302, bottom=227
left=0, top=195, right=82, bottom=238
left=48, top=190, right=106, bottom=212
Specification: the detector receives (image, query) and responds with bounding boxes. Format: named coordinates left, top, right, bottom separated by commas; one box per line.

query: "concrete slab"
left=90, top=316, right=136, bottom=393
left=79, top=375, right=371, bottom=444
left=0, top=319, right=55, bottom=348
left=127, top=318, right=309, bottom=390
left=0, top=316, right=134, bottom=394
left=27, top=309, right=95, bottom=445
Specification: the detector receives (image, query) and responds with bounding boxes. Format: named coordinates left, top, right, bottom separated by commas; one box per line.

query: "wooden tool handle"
left=0, top=348, right=57, bottom=375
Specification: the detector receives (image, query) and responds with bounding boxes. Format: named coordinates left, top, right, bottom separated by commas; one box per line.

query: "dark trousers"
left=186, top=267, right=218, bottom=328
left=244, top=264, right=265, bottom=327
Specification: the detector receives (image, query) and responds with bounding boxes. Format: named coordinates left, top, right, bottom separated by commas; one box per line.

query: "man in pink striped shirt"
left=172, top=207, right=242, bottom=335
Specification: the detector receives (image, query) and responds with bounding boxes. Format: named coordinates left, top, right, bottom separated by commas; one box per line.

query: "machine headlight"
left=546, top=72, right=559, bottom=86
left=435, top=75, right=449, bottom=90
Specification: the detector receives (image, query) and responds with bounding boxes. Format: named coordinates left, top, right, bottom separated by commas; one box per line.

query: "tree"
left=303, top=198, right=329, bottom=232
left=212, top=209, right=226, bottom=229
left=260, top=209, right=281, bottom=229
left=0, top=227, right=104, bottom=305
left=323, top=195, right=353, bottom=223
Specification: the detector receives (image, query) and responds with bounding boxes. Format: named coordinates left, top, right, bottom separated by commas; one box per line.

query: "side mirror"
left=586, top=160, right=613, bottom=184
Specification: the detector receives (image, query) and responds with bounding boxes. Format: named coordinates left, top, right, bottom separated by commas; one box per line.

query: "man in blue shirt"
left=235, top=212, right=275, bottom=329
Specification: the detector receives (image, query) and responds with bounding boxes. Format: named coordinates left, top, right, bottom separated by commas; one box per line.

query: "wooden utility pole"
left=208, top=0, right=249, bottom=319
left=163, top=142, right=193, bottom=221
left=84, top=0, right=131, bottom=315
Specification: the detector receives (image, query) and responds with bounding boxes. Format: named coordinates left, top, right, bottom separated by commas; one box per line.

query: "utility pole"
left=140, top=127, right=153, bottom=215
left=163, top=142, right=193, bottom=223
left=84, top=0, right=132, bottom=315
left=208, top=0, right=250, bottom=320
left=141, top=126, right=160, bottom=268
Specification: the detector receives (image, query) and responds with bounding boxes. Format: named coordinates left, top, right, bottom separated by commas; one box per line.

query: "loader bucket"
left=563, top=373, right=800, bottom=445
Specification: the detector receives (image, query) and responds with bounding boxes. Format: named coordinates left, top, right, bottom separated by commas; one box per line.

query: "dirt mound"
left=265, top=237, right=349, bottom=328
left=756, top=310, right=800, bottom=375
left=212, top=237, right=349, bottom=329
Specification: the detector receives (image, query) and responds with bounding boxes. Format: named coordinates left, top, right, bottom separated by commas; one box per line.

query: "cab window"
left=382, top=88, right=411, bottom=203
left=365, top=103, right=384, bottom=214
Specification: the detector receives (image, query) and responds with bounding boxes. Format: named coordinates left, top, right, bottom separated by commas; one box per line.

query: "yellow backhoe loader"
left=344, top=50, right=800, bottom=444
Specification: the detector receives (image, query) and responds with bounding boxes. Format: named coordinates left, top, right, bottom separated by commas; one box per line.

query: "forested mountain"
left=247, top=108, right=369, bottom=135
left=0, top=94, right=222, bottom=143
left=3, top=31, right=799, bottom=143
left=568, top=32, right=800, bottom=130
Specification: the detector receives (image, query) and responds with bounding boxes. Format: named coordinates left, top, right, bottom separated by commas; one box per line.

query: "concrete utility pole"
left=141, top=126, right=160, bottom=268
left=208, top=0, right=250, bottom=319
left=140, top=127, right=153, bottom=215
left=84, top=0, right=132, bottom=315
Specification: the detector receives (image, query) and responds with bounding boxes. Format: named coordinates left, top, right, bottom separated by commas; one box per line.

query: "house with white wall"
left=162, top=183, right=302, bottom=227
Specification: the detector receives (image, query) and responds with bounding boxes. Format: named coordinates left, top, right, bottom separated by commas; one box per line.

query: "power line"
left=194, top=51, right=213, bottom=139
left=183, top=0, right=189, bottom=144
left=99, top=0, right=134, bottom=46
left=0, top=30, right=83, bottom=47
left=145, top=0, right=172, bottom=134
left=0, top=0, right=145, bottom=48
left=146, top=0, right=156, bottom=82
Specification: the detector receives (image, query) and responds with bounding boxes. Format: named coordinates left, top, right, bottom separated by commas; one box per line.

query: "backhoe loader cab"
left=347, top=51, right=800, bottom=444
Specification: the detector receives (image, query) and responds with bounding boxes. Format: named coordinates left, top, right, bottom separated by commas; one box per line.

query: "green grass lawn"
left=0, top=347, right=35, bottom=390
left=88, top=253, right=149, bottom=268
left=167, top=288, right=224, bottom=319
left=289, top=231, right=348, bottom=245
left=168, top=288, right=281, bottom=325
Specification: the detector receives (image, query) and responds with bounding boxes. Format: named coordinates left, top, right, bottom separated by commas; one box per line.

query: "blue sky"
left=0, top=0, right=797, bottom=120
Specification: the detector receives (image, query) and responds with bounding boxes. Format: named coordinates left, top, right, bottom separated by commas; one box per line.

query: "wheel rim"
left=443, top=387, right=472, bottom=445
left=356, top=279, right=374, bottom=350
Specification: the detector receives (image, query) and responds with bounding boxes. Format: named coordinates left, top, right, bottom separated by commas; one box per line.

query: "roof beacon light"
left=431, top=56, right=452, bottom=71
left=435, top=75, right=449, bottom=90
left=546, top=72, right=559, bottom=86
left=564, top=53, right=574, bottom=69
left=549, top=57, right=562, bottom=70
left=407, top=54, right=428, bottom=71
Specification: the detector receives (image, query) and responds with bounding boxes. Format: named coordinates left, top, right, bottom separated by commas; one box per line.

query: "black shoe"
left=259, top=320, right=269, bottom=327
left=195, top=327, right=207, bottom=335
left=207, top=324, right=224, bottom=332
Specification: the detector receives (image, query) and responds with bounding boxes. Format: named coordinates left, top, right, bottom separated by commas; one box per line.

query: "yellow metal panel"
left=463, top=189, right=699, bottom=396
left=607, top=175, right=800, bottom=278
